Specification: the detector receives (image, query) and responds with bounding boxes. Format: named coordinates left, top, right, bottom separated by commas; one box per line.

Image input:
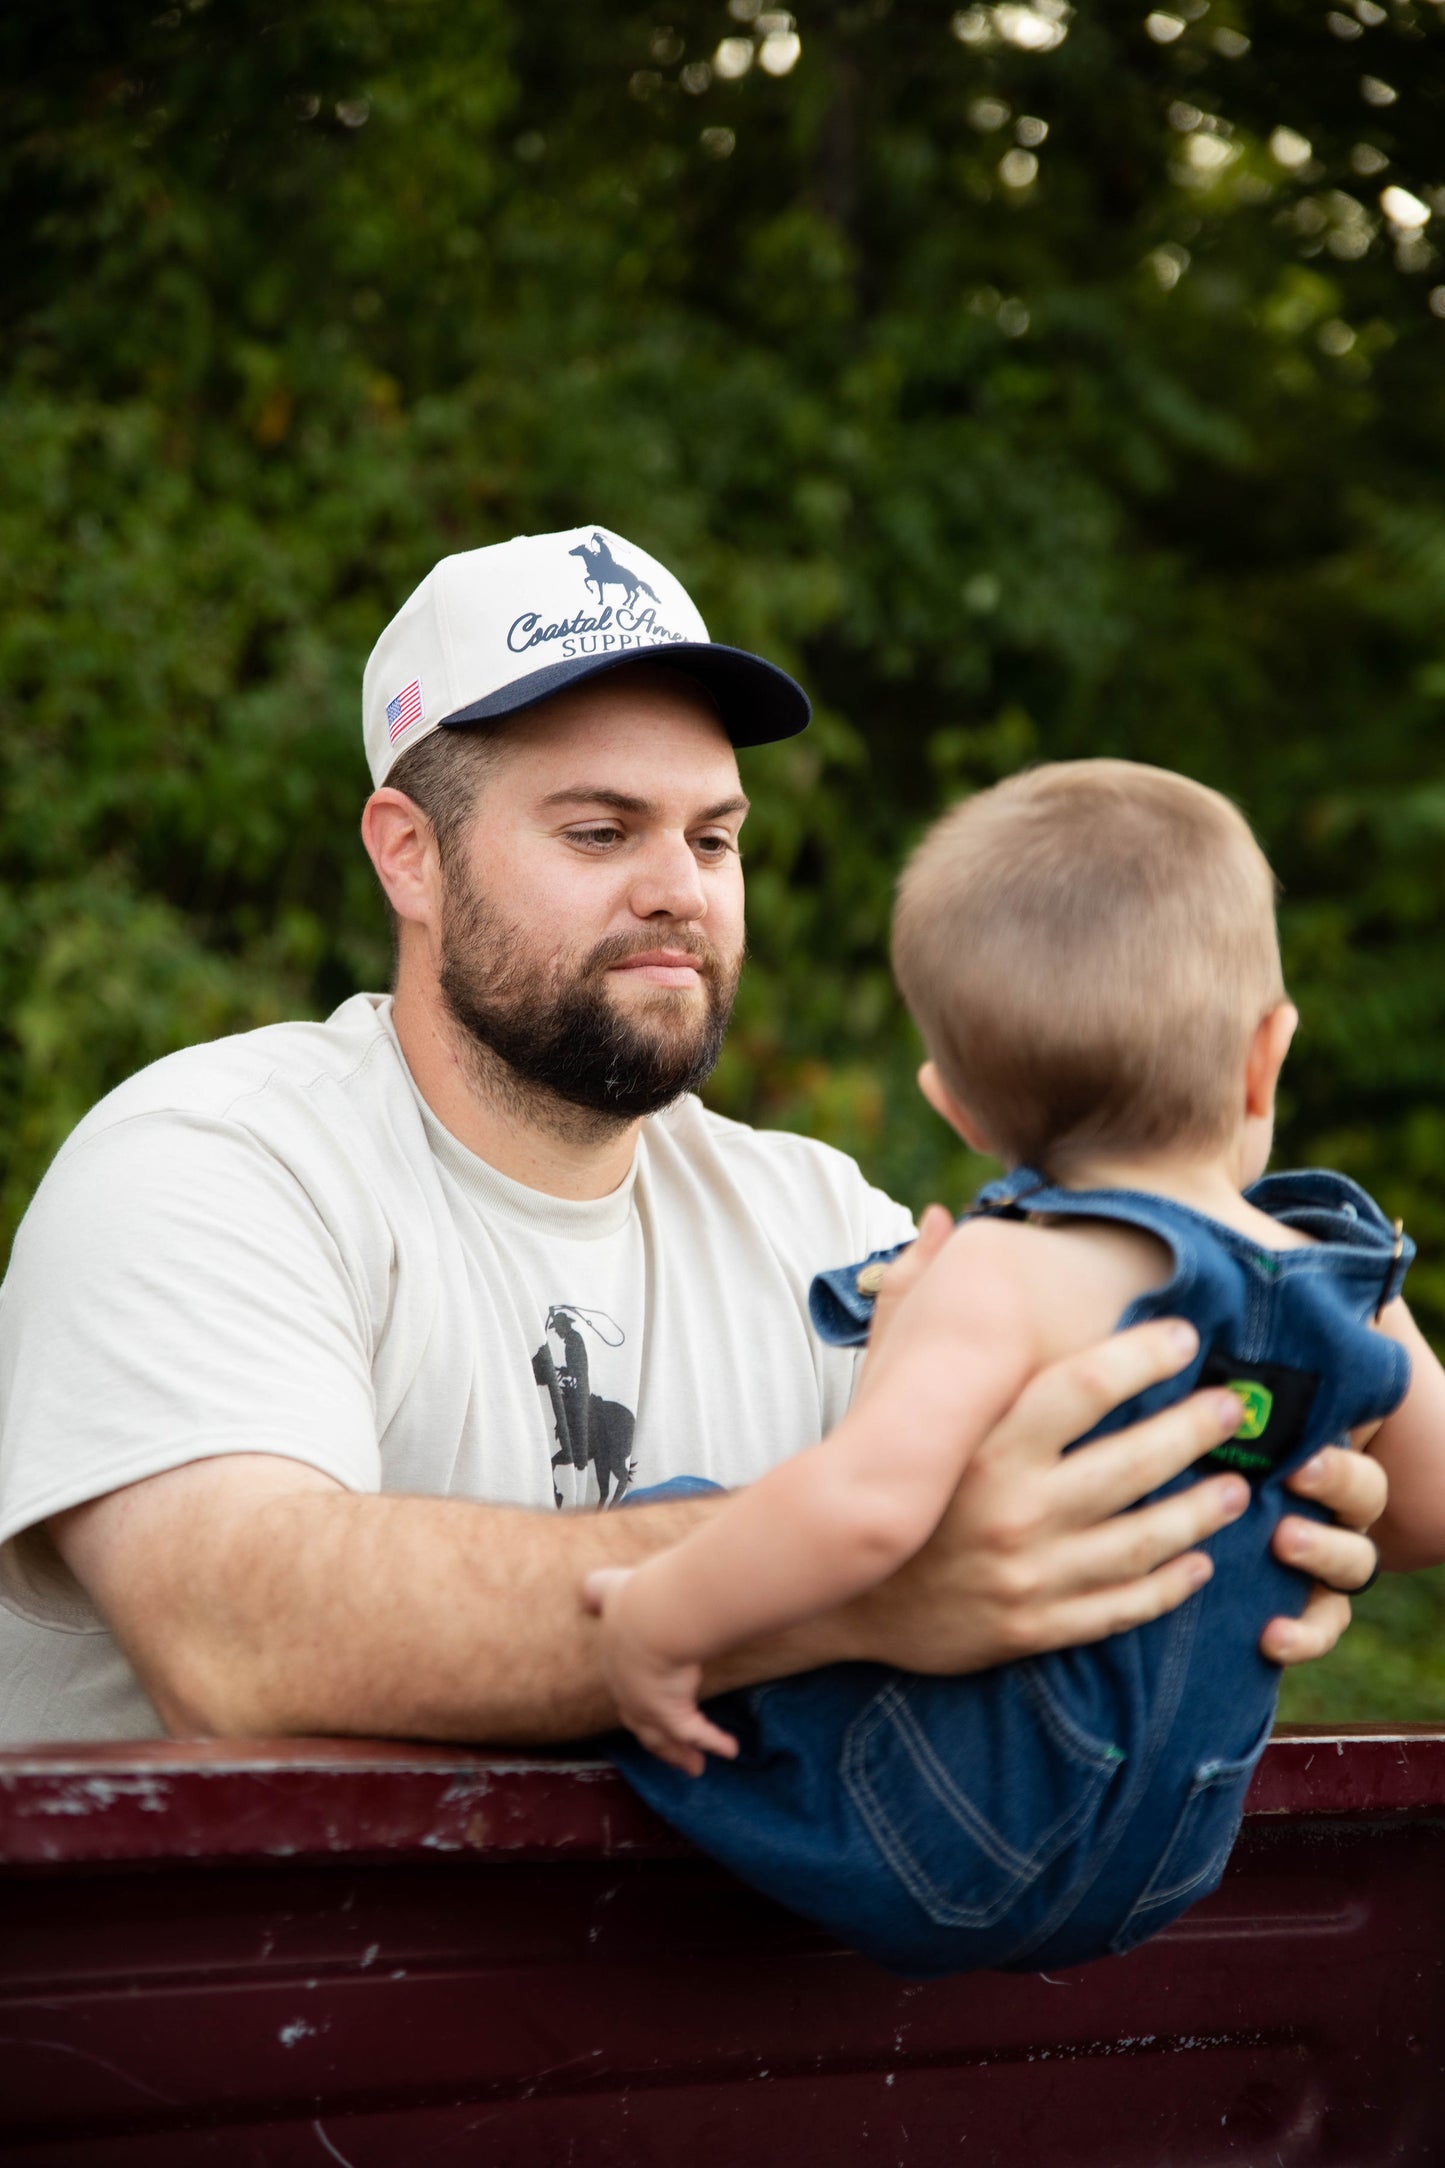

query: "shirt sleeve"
left=862, top=1180, right=919, bottom=1257
left=0, top=1111, right=382, bottom=1627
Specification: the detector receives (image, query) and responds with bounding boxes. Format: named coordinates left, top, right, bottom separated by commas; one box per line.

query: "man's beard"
left=437, top=866, right=741, bottom=1135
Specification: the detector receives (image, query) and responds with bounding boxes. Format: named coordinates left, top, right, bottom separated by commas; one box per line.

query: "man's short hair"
left=892, top=759, right=1285, bottom=1175
left=374, top=726, right=510, bottom=973
left=384, top=725, right=507, bottom=871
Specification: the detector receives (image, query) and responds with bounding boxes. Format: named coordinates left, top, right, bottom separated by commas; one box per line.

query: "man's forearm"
left=154, top=1489, right=721, bottom=1741
left=65, top=1471, right=866, bottom=1744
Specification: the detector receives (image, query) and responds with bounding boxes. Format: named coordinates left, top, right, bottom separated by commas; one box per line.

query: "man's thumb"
left=870, top=1203, right=952, bottom=1325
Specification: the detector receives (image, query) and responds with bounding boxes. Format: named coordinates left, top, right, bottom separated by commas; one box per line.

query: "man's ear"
left=1245, top=1000, right=1298, bottom=1119
left=917, top=1061, right=993, bottom=1155
left=361, top=789, right=440, bottom=930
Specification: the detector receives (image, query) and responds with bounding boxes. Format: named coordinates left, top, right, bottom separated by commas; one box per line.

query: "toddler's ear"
left=1245, top=1001, right=1298, bottom=1118
left=917, top=1062, right=992, bottom=1154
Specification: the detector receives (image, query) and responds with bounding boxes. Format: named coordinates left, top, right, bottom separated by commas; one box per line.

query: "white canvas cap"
left=362, top=523, right=810, bottom=787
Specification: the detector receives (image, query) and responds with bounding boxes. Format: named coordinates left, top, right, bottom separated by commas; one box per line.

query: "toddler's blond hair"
left=892, top=760, right=1285, bottom=1175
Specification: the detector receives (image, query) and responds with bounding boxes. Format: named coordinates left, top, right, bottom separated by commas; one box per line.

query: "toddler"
left=586, top=760, right=1445, bottom=1975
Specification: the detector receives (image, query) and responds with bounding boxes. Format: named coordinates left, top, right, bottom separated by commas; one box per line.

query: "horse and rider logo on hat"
left=567, top=531, right=661, bottom=613
left=505, top=533, right=685, bottom=658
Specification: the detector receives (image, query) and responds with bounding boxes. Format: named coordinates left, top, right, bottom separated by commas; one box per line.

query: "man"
left=0, top=527, right=1381, bottom=1746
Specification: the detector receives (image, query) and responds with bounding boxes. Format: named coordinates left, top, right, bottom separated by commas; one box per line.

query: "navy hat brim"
left=438, top=642, right=809, bottom=750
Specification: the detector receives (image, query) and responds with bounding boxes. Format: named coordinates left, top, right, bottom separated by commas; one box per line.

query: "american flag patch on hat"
left=386, top=678, right=424, bottom=744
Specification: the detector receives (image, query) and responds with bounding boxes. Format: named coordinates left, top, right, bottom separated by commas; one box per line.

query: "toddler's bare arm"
left=584, top=1224, right=1048, bottom=1766
left=1359, top=1300, right=1445, bottom=1570
left=592, top=1225, right=1039, bottom=1685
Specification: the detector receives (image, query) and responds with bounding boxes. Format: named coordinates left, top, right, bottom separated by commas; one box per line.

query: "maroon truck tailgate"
left=0, top=1723, right=1441, bottom=2165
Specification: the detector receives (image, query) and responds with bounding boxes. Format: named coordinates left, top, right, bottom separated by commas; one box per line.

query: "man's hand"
left=1265, top=1444, right=1385, bottom=1662
left=833, top=1204, right=1381, bottom=1676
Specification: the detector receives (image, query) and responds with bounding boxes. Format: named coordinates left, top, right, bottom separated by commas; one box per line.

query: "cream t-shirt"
left=0, top=995, right=913, bottom=1743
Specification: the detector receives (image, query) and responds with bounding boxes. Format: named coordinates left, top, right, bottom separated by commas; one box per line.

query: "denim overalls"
left=613, top=1169, right=1412, bottom=1977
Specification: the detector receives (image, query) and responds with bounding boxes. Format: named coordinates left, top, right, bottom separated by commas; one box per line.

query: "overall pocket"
left=1108, top=1709, right=1274, bottom=1955
left=841, top=1660, right=1126, bottom=1931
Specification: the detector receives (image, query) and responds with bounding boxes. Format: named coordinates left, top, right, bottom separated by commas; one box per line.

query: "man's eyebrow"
left=540, top=787, right=751, bottom=821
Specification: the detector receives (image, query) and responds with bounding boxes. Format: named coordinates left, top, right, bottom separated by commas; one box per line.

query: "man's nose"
left=628, top=835, right=707, bottom=922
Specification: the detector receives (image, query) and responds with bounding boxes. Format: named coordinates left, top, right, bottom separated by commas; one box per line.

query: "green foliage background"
left=4, top=0, right=1445, bottom=1716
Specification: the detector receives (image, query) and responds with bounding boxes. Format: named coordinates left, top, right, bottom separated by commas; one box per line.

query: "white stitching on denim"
left=841, top=1698, right=987, bottom=1925
left=1242, top=1256, right=1265, bottom=1364
left=840, top=1678, right=1117, bottom=1931
left=854, top=1687, right=1036, bottom=1874
left=1126, top=1778, right=1244, bottom=1913
left=1120, top=1709, right=1274, bottom=1917
left=1006, top=1601, right=1204, bottom=1966
left=1019, top=1660, right=1126, bottom=1770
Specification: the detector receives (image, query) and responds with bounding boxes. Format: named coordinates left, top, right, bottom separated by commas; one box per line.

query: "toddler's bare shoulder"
left=940, top=1213, right=1097, bottom=1300
left=945, top=1213, right=1170, bottom=1350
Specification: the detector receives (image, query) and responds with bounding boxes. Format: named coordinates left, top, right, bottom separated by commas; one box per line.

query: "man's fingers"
left=1046, top=1473, right=1247, bottom=1593
left=1007, top=1550, right=1216, bottom=1658
left=1272, top=1517, right=1378, bottom=1595
left=1286, top=1443, right=1387, bottom=1536
left=1260, top=1586, right=1352, bottom=1668
left=980, top=1319, right=1207, bottom=1475
left=918, top=1202, right=954, bottom=1250
left=1007, top=1384, right=1248, bottom=1532
left=865, top=1206, right=953, bottom=1356
left=1264, top=1439, right=1382, bottom=1662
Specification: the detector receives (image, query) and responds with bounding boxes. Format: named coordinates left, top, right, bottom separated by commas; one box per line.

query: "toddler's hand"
left=583, top=1565, right=739, bottom=1778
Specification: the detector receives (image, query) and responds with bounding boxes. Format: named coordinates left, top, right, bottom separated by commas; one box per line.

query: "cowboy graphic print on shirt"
left=532, top=1304, right=638, bottom=1509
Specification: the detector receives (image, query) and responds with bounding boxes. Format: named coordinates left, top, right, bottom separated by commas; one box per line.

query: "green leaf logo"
left=1229, top=1381, right=1273, bottom=1442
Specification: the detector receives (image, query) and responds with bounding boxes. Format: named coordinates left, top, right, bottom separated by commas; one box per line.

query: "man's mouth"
left=607, top=949, right=705, bottom=990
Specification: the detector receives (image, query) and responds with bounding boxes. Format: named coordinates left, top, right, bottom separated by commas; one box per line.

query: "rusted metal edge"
left=0, top=1725, right=1440, bottom=1868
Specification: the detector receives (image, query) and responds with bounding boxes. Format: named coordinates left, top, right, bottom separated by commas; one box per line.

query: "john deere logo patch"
left=1199, top=1348, right=1321, bottom=1483
left=1228, top=1381, right=1274, bottom=1441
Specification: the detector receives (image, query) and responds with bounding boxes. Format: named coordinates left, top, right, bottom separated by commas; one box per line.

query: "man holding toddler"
left=0, top=528, right=1384, bottom=1754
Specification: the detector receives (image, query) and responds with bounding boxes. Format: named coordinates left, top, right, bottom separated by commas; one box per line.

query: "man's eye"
left=568, top=826, right=623, bottom=850
left=694, top=833, right=738, bottom=859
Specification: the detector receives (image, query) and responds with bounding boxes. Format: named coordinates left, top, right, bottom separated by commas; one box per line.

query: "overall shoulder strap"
left=965, top=1166, right=1052, bottom=1219
left=967, top=1167, right=1195, bottom=1253
left=1247, top=1169, right=1415, bottom=1311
